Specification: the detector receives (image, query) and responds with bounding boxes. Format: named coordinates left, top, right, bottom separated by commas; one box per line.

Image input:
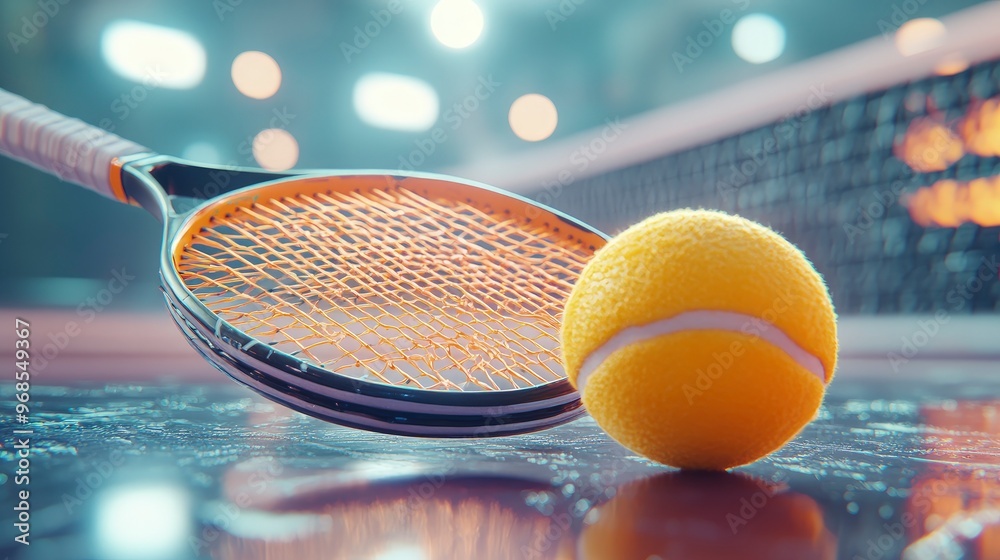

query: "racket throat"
left=117, top=154, right=296, bottom=222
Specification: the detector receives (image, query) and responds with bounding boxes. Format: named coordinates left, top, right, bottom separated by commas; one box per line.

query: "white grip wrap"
left=0, top=88, right=149, bottom=199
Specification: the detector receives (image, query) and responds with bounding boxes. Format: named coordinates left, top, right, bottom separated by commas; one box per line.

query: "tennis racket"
left=0, top=88, right=607, bottom=437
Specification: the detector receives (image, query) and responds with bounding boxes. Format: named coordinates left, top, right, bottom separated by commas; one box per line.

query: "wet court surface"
left=2, top=359, right=1000, bottom=560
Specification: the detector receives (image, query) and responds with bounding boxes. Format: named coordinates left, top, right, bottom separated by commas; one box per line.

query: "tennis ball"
left=561, top=209, right=837, bottom=470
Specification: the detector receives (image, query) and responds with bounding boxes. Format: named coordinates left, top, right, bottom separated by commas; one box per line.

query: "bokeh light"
left=96, top=484, right=191, bottom=560
left=353, top=73, right=440, bottom=132
left=959, top=97, right=1000, bottom=156
left=508, top=94, right=558, bottom=142
left=252, top=129, right=299, bottom=171
left=895, top=117, right=964, bottom=172
left=905, top=176, right=1000, bottom=227
left=894, top=18, right=947, bottom=57
left=731, top=14, right=786, bottom=64
left=101, top=20, right=206, bottom=89
left=373, top=544, right=428, bottom=560
left=430, top=0, right=484, bottom=49
left=936, top=55, right=970, bottom=76
left=231, top=51, right=282, bottom=99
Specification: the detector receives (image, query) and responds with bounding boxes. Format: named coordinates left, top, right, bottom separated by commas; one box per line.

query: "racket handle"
left=0, top=88, right=150, bottom=199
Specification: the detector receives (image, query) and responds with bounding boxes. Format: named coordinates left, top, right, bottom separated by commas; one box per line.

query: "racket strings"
left=176, top=184, right=591, bottom=391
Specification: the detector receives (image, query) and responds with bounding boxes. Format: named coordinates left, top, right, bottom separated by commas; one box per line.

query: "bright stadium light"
left=732, top=14, right=786, bottom=64
left=101, top=20, right=206, bottom=89
left=353, top=73, right=440, bottom=132
left=430, top=0, right=484, bottom=49
left=232, top=51, right=282, bottom=99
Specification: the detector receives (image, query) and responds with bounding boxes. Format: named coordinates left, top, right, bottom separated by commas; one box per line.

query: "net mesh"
left=175, top=182, right=596, bottom=391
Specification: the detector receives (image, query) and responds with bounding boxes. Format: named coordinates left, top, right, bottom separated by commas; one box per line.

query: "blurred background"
left=1, top=0, right=997, bottom=314
left=4, top=3, right=1000, bottom=560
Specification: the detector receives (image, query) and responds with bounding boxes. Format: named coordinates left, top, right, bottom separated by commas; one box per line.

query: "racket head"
left=130, top=164, right=607, bottom=437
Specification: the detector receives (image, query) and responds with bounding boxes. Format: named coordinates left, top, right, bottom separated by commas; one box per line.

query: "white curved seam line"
left=575, top=310, right=826, bottom=394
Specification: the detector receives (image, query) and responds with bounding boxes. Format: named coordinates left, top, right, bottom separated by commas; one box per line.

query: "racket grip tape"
left=0, top=88, right=149, bottom=199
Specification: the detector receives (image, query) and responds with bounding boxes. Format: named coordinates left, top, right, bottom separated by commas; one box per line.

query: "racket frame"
left=114, top=156, right=607, bottom=437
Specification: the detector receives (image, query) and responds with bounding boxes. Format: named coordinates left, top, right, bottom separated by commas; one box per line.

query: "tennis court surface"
left=3, top=1, right=1000, bottom=559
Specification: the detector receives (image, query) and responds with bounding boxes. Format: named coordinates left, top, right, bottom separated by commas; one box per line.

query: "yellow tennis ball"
left=561, top=209, right=837, bottom=470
